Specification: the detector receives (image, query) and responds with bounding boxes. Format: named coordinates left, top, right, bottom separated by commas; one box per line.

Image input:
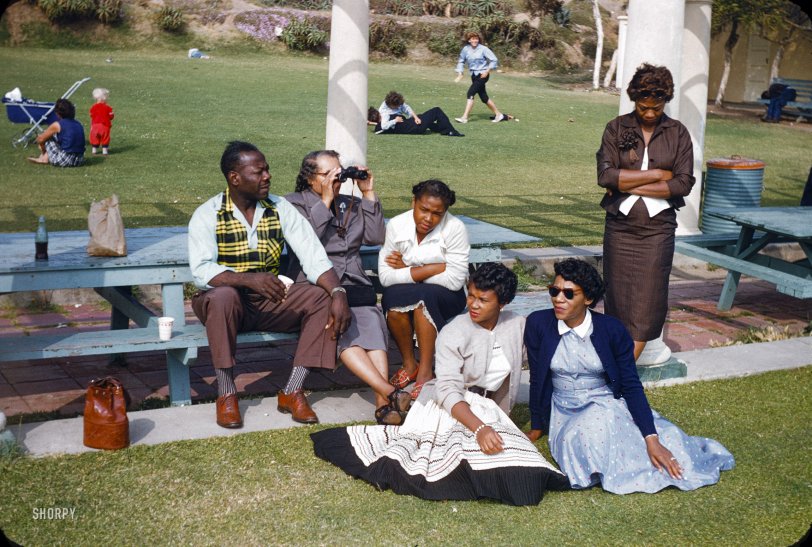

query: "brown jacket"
left=596, top=111, right=695, bottom=215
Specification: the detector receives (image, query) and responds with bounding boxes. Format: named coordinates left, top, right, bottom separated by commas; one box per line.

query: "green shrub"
left=280, top=17, right=328, bottom=52
left=369, top=19, right=408, bottom=58
left=155, top=5, right=185, bottom=32
left=553, top=5, right=571, bottom=27
left=257, top=0, right=331, bottom=8
left=95, top=0, right=122, bottom=24
left=428, top=29, right=463, bottom=57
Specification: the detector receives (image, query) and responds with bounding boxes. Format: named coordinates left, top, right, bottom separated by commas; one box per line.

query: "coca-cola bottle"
left=35, top=216, right=48, bottom=260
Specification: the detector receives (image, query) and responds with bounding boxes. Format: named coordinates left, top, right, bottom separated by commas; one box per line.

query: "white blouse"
left=618, top=146, right=671, bottom=218
left=479, top=335, right=512, bottom=392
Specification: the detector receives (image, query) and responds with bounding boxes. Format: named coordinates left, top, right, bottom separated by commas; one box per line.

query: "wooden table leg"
left=717, top=226, right=755, bottom=311
left=162, top=283, right=193, bottom=406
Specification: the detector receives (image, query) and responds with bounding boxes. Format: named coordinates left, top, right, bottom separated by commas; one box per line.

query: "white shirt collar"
left=557, top=309, right=592, bottom=338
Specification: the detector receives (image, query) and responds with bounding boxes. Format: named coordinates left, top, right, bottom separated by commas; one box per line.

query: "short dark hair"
left=367, top=107, right=381, bottom=124
left=54, top=98, right=75, bottom=119
left=220, top=141, right=260, bottom=180
left=553, top=258, right=604, bottom=308
left=465, top=31, right=480, bottom=42
left=384, top=91, right=404, bottom=108
left=470, top=262, right=518, bottom=305
left=295, top=149, right=340, bottom=192
left=626, top=63, right=675, bottom=103
left=412, top=179, right=456, bottom=209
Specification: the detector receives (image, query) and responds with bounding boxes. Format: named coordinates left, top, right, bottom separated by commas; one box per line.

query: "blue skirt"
left=549, top=385, right=735, bottom=494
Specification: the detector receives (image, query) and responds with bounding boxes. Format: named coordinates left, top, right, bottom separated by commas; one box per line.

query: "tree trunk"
left=604, top=49, right=618, bottom=88
left=714, top=20, right=739, bottom=107
left=770, top=27, right=795, bottom=81
left=592, top=0, right=604, bottom=90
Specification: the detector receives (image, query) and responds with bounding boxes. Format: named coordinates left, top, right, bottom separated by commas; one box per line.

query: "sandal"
left=388, top=388, right=412, bottom=414
left=410, top=379, right=428, bottom=401
left=389, top=367, right=417, bottom=389
left=375, top=404, right=404, bottom=425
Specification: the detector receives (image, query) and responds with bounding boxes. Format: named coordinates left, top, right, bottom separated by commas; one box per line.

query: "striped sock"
left=283, top=366, right=309, bottom=394
left=215, top=367, right=237, bottom=397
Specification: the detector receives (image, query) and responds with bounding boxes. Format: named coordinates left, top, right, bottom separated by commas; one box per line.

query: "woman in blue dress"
left=525, top=258, right=734, bottom=494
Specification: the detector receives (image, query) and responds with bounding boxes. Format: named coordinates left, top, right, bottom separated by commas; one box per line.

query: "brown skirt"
left=602, top=199, right=677, bottom=341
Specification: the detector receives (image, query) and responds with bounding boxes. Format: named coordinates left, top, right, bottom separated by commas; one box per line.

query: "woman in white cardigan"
left=311, top=263, right=569, bottom=506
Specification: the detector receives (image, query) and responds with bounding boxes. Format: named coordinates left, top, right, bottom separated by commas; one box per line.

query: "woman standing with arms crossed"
left=286, top=151, right=411, bottom=425
left=597, top=63, right=695, bottom=361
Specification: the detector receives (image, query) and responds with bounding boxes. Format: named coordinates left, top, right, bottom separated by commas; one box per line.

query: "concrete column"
left=325, top=0, right=369, bottom=194
left=619, top=0, right=685, bottom=117
left=677, top=0, right=712, bottom=236
left=615, top=15, right=628, bottom=91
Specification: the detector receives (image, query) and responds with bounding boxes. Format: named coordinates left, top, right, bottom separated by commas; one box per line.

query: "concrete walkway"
left=12, top=336, right=811, bottom=457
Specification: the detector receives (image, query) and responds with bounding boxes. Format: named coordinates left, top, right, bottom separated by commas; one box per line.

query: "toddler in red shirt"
left=89, top=87, right=114, bottom=155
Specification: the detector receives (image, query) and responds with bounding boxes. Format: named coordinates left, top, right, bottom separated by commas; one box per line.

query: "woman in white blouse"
left=378, top=179, right=470, bottom=400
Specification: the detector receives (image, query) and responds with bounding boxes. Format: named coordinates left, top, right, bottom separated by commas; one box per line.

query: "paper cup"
left=278, top=275, right=294, bottom=291
left=158, top=316, right=174, bottom=341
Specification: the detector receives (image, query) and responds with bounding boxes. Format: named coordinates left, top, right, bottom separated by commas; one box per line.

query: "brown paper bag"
left=87, top=194, right=127, bottom=256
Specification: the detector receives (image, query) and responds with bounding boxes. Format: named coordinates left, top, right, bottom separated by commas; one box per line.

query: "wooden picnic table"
left=675, top=206, right=812, bottom=310
left=0, top=217, right=540, bottom=406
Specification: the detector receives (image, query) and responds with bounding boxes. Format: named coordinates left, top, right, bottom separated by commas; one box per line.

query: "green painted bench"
left=756, top=77, right=812, bottom=121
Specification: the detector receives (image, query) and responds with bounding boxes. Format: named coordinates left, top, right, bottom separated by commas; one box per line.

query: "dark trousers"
left=381, top=107, right=458, bottom=135
left=467, top=73, right=490, bottom=103
left=802, top=166, right=812, bottom=206
left=766, top=87, right=796, bottom=120
left=191, top=283, right=337, bottom=370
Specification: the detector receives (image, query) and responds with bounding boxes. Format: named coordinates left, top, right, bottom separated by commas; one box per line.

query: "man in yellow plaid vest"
left=189, top=141, right=351, bottom=428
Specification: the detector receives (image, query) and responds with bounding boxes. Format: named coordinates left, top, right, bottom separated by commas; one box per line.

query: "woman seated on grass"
left=27, top=98, right=85, bottom=167
left=378, top=179, right=469, bottom=401
left=311, top=263, right=570, bottom=506
left=525, top=258, right=735, bottom=494
left=367, top=90, right=464, bottom=137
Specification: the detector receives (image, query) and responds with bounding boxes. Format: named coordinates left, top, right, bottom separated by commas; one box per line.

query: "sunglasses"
left=638, top=90, right=667, bottom=100
left=548, top=285, right=583, bottom=300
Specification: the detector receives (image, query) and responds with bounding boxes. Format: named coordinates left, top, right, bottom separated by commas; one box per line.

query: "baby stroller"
left=3, top=77, right=91, bottom=148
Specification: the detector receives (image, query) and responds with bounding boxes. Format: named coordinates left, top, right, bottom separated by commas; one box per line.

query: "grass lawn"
left=1, top=47, right=810, bottom=246
left=1, top=366, right=810, bottom=545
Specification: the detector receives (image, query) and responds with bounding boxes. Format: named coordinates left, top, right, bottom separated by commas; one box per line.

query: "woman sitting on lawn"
left=27, top=98, right=85, bottom=167
left=378, top=179, right=470, bottom=401
left=311, top=263, right=570, bottom=506
left=525, top=258, right=735, bottom=494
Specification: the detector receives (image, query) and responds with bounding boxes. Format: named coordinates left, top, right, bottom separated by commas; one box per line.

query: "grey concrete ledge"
left=11, top=338, right=811, bottom=458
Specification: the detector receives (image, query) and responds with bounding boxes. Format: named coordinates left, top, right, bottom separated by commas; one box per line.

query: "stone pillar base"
left=637, top=357, right=688, bottom=382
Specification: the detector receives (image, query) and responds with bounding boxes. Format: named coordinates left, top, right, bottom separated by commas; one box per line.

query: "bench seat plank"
left=0, top=325, right=297, bottom=363
left=675, top=240, right=812, bottom=298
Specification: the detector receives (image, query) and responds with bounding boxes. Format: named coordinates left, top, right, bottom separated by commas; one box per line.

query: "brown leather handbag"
left=83, top=376, right=130, bottom=450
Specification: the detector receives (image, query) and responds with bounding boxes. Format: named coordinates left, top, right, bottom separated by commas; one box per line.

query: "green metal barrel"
left=701, top=156, right=766, bottom=233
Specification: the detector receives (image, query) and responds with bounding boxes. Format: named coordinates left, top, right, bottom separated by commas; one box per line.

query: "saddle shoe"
left=216, top=394, right=243, bottom=429
left=277, top=389, right=319, bottom=424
